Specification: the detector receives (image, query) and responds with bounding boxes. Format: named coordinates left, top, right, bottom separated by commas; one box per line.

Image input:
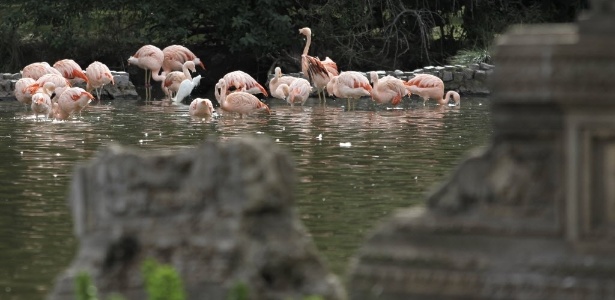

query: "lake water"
left=0, top=94, right=492, bottom=300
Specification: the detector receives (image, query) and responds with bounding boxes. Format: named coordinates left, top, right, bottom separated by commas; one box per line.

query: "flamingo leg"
left=321, top=90, right=326, bottom=105
left=144, top=70, right=150, bottom=101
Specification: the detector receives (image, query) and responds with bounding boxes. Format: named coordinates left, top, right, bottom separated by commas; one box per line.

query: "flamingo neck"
left=151, top=69, right=166, bottom=82
left=302, top=34, right=311, bottom=56
left=219, top=86, right=227, bottom=107
left=441, top=91, right=461, bottom=105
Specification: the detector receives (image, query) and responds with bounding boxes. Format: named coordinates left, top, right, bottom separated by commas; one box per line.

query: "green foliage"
left=0, top=0, right=587, bottom=73
left=75, top=272, right=99, bottom=300
left=302, top=296, right=324, bottom=300
left=448, top=48, right=492, bottom=65
left=141, top=258, right=186, bottom=300
left=227, top=281, right=249, bottom=300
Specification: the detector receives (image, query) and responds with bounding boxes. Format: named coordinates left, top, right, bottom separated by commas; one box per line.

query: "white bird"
left=163, top=61, right=197, bottom=99
left=173, top=75, right=201, bottom=103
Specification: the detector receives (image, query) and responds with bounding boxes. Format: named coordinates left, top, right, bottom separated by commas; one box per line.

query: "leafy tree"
left=0, top=0, right=588, bottom=75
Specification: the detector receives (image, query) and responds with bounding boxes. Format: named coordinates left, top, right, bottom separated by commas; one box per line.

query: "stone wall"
left=0, top=71, right=139, bottom=101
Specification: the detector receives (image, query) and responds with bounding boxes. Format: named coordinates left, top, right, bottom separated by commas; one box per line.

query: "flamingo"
left=173, top=75, right=201, bottom=103
left=164, top=61, right=197, bottom=99
left=276, top=78, right=312, bottom=107
left=53, top=59, right=89, bottom=85
left=215, top=70, right=268, bottom=101
left=31, top=93, right=53, bottom=120
left=299, top=27, right=337, bottom=103
left=322, top=57, right=339, bottom=77
left=14, top=77, right=36, bottom=109
left=269, top=67, right=297, bottom=100
left=217, top=79, right=270, bottom=118
left=85, top=61, right=115, bottom=101
left=55, top=87, right=95, bottom=119
left=127, top=45, right=166, bottom=100
left=27, top=73, right=71, bottom=100
left=162, top=45, right=205, bottom=75
left=21, top=62, right=62, bottom=80
left=404, top=74, right=460, bottom=106
left=369, top=71, right=408, bottom=106
left=189, top=98, right=215, bottom=117
left=328, top=71, right=372, bottom=110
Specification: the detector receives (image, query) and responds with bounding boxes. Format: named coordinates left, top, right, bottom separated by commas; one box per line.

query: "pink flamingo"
left=404, top=74, right=460, bottom=106
left=189, top=98, right=215, bottom=117
left=269, top=67, right=297, bottom=100
left=322, top=57, right=339, bottom=77
left=21, top=62, right=62, bottom=80
left=299, top=27, right=337, bottom=103
left=53, top=59, right=89, bottom=85
left=328, top=71, right=372, bottom=110
left=276, top=78, right=312, bottom=107
left=217, top=79, right=270, bottom=118
left=55, top=87, right=95, bottom=119
left=85, top=61, right=115, bottom=101
left=27, top=73, right=71, bottom=98
left=215, top=70, right=268, bottom=101
left=162, top=45, right=205, bottom=75
left=14, top=77, right=36, bottom=109
left=127, top=45, right=166, bottom=100
left=369, top=71, right=408, bottom=106
left=163, top=61, right=197, bottom=99
left=31, top=93, right=53, bottom=120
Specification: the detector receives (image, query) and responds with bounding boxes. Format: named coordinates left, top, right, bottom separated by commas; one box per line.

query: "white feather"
left=173, top=75, right=201, bottom=103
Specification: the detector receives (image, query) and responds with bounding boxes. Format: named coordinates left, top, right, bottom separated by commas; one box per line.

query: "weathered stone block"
left=453, top=71, right=464, bottom=83
left=463, top=69, right=475, bottom=80
left=474, top=70, right=488, bottom=81
left=442, top=71, right=453, bottom=82
left=48, top=137, right=345, bottom=300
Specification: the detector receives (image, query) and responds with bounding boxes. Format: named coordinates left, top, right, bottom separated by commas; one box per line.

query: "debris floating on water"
left=339, top=142, right=352, bottom=148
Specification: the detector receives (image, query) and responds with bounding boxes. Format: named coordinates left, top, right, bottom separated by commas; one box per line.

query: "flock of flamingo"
left=13, top=27, right=460, bottom=120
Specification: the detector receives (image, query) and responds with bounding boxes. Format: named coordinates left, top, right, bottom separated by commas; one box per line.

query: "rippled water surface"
left=0, top=95, right=492, bottom=299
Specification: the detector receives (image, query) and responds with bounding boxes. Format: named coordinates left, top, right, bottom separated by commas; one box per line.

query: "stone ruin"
left=347, top=0, right=615, bottom=299
left=47, top=137, right=345, bottom=300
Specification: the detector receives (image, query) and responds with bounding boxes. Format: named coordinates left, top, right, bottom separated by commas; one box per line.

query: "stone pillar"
left=48, top=137, right=345, bottom=300
left=347, top=1, right=615, bottom=299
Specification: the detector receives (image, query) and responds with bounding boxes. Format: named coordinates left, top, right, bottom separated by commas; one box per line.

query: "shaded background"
left=0, top=0, right=587, bottom=96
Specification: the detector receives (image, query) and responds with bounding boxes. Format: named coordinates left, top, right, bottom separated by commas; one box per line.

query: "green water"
left=0, top=95, right=492, bottom=299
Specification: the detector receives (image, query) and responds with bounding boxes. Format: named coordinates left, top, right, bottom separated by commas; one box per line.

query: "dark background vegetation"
left=0, top=0, right=588, bottom=89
